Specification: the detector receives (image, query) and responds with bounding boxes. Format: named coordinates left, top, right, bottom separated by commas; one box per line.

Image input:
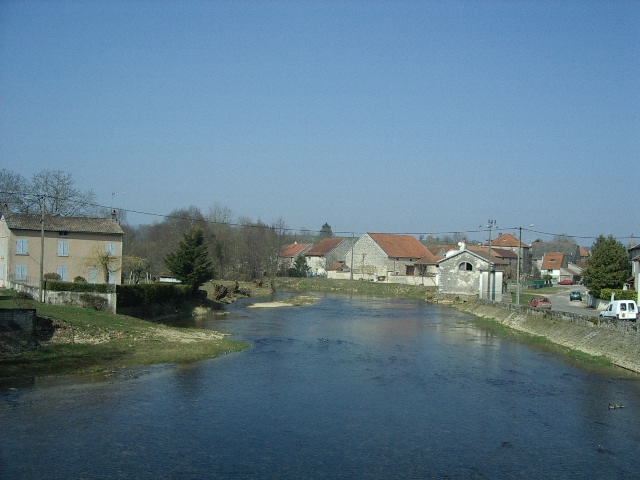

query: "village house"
left=489, top=232, right=532, bottom=277
left=333, top=233, right=439, bottom=285
left=436, top=241, right=505, bottom=301
left=531, top=241, right=581, bottom=273
left=278, top=242, right=313, bottom=270
left=304, top=237, right=354, bottom=276
left=0, top=211, right=125, bottom=289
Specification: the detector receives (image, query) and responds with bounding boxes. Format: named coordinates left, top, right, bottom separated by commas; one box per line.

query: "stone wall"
left=459, top=299, right=640, bottom=373
left=9, top=280, right=116, bottom=313
left=0, top=308, right=36, bottom=333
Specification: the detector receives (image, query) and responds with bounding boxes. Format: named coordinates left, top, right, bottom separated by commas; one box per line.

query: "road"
left=546, top=285, right=594, bottom=316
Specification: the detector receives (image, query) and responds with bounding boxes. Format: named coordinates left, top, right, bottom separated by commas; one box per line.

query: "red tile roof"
left=368, top=233, right=437, bottom=263
left=280, top=243, right=312, bottom=258
left=542, top=252, right=564, bottom=269
left=328, top=261, right=348, bottom=271
left=467, top=246, right=509, bottom=264
left=491, top=233, right=526, bottom=248
left=304, top=237, right=344, bottom=256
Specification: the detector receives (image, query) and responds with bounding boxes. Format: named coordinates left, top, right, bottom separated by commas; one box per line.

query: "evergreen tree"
left=288, top=255, right=310, bottom=277
left=164, top=227, right=215, bottom=295
left=582, top=235, right=631, bottom=299
left=318, top=222, right=333, bottom=239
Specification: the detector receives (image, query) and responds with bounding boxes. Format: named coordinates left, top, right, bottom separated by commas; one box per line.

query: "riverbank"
left=0, top=286, right=256, bottom=381
left=455, top=301, right=640, bottom=374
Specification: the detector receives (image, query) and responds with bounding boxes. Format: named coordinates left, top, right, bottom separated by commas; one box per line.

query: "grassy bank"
left=274, top=277, right=439, bottom=300
left=0, top=289, right=248, bottom=380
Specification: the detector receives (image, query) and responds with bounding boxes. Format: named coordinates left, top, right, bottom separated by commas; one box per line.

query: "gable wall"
left=438, top=251, right=486, bottom=296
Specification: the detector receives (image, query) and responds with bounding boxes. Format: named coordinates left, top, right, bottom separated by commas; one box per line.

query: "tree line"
left=1, top=169, right=633, bottom=297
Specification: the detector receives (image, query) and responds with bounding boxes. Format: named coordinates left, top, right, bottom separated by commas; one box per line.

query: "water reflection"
left=2, top=294, right=640, bottom=479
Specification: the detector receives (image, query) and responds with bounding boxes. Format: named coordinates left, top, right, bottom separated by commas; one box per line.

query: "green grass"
left=0, top=290, right=248, bottom=379
left=469, top=314, right=614, bottom=369
left=274, top=277, right=438, bottom=300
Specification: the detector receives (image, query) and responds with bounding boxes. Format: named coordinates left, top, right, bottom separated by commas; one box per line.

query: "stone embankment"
left=455, top=300, right=640, bottom=374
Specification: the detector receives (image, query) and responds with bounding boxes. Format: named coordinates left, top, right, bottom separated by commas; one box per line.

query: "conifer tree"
left=582, top=235, right=631, bottom=299
left=164, top=227, right=215, bottom=295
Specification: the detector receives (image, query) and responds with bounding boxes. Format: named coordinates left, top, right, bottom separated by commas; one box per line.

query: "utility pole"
left=39, top=196, right=45, bottom=303
left=350, top=233, right=354, bottom=281
left=517, top=226, right=522, bottom=306
left=516, top=224, right=534, bottom=307
left=487, top=219, right=496, bottom=301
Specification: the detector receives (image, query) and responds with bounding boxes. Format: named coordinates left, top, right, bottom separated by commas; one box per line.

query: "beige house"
left=0, top=212, right=124, bottom=288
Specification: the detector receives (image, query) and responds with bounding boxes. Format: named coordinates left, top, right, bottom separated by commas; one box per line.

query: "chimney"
left=111, top=209, right=117, bottom=222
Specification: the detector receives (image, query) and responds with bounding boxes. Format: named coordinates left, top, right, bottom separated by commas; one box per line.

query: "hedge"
left=116, top=283, right=192, bottom=308
left=600, top=289, right=638, bottom=301
left=44, top=280, right=115, bottom=293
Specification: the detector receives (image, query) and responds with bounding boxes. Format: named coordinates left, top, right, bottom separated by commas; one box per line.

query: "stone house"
left=0, top=211, right=125, bottom=288
left=304, top=237, right=354, bottom=276
left=278, top=242, right=312, bottom=270
left=489, top=232, right=532, bottom=277
left=340, top=233, right=438, bottom=285
left=436, top=242, right=504, bottom=301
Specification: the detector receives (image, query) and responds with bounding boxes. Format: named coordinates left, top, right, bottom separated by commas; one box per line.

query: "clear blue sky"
left=1, top=1, right=638, bottom=243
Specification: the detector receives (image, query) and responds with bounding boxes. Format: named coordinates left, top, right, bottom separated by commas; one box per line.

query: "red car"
left=558, top=280, right=573, bottom=285
left=529, top=296, right=552, bottom=309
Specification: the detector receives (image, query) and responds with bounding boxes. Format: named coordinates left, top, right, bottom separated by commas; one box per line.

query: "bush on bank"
left=599, top=289, right=637, bottom=302
left=116, top=283, right=193, bottom=308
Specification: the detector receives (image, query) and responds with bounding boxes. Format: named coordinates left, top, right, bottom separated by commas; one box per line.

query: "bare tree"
left=0, top=169, right=30, bottom=212
left=1, top=169, right=99, bottom=216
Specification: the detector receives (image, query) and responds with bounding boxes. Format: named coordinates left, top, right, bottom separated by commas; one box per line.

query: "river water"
left=2, top=294, right=640, bottom=479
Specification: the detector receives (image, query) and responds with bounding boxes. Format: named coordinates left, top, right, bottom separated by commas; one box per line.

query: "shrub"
left=116, top=283, right=193, bottom=308
left=45, top=280, right=114, bottom=293
left=43, top=272, right=61, bottom=281
left=79, top=293, right=109, bottom=311
left=73, top=276, right=87, bottom=283
left=599, top=289, right=638, bottom=301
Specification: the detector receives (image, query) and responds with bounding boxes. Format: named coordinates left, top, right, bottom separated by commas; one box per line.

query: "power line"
left=1, top=189, right=637, bottom=242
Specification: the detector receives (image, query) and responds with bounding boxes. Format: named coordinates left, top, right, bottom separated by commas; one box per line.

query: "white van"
left=599, top=300, right=638, bottom=321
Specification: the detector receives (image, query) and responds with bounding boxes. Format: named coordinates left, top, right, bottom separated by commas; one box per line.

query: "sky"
left=1, top=0, right=638, bottom=244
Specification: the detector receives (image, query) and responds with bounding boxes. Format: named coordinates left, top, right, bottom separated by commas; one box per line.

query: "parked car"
left=559, top=280, right=573, bottom=285
left=569, top=291, right=582, bottom=301
left=529, top=296, right=552, bottom=310
left=599, top=300, right=638, bottom=321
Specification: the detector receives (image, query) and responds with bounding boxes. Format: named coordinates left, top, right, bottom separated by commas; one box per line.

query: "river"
left=2, top=294, right=639, bottom=479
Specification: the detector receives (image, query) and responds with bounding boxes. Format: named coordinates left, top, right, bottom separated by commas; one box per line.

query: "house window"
left=57, top=266, right=68, bottom=281
left=1, top=241, right=4, bottom=259
left=88, top=267, right=99, bottom=284
left=58, top=240, right=69, bottom=257
left=16, top=238, right=28, bottom=255
left=458, top=262, right=473, bottom=271
left=105, top=243, right=116, bottom=256
left=15, top=264, right=27, bottom=281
